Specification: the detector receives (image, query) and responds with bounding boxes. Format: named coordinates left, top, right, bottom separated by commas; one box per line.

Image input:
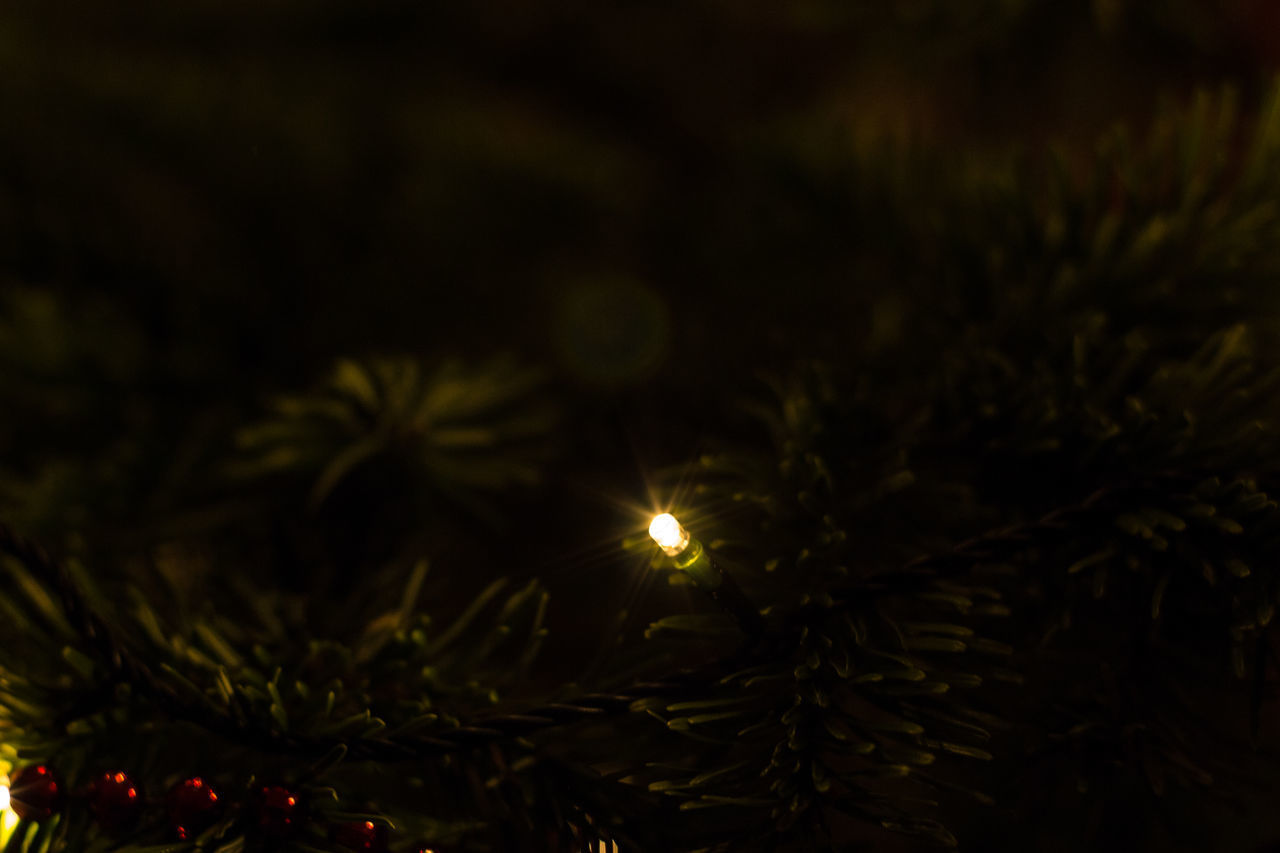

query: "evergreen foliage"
left=4, top=3, right=1280, bottom=851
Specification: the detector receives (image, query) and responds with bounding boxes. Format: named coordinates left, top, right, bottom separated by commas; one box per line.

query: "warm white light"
left=0, top=783, right=8, bottom=812
left=649, top=513, right=690, bottom=556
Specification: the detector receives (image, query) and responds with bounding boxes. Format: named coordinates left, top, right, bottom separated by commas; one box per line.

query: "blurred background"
left=6, top=0, right=1279, bottom=387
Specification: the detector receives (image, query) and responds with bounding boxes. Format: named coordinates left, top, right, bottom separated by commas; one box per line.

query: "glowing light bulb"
left=649, top=513, right=690, bottom=556
left=0, top=776, right=14, bottom=846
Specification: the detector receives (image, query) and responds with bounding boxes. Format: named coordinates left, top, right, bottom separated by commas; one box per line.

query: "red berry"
left=89, top=771, right=145, bottom=834
left=253, top=785, right=304, bottom=837
left=333, top=819, right=389, bottom=851
left=166, top=777, right=221, bottom=840
left=8, top=765, right=63, bottom=821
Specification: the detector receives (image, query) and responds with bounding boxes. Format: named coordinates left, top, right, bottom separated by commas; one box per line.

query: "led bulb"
left=649, top=513, right=691, bottom=556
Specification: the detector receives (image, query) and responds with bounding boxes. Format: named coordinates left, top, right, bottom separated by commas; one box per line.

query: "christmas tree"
left=4, top=1, right=1280, bottom=850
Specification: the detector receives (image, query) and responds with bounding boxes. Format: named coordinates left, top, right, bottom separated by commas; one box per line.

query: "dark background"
left=6, top=1, right=1278, bottom=382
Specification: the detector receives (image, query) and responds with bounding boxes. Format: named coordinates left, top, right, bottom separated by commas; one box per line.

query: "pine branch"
left=0, top=519, right=755, bottom=765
